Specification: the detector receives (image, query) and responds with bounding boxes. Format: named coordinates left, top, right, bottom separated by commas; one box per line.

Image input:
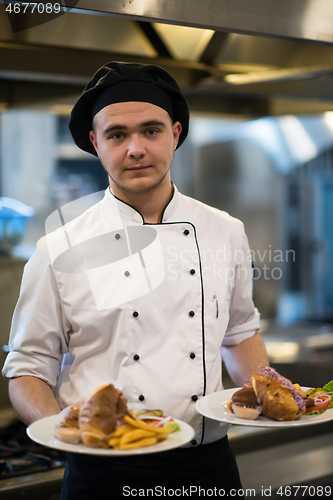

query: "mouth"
left=126, top=165, right=151, bottom=172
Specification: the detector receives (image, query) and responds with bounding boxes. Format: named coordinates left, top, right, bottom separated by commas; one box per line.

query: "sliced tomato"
left=140, top=416, right=174, bottom=427
left=148, top=419, right=170, bottom=427
left=305, top=394, right=332, bottom=414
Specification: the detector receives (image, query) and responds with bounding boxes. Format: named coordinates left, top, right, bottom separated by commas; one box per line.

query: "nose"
left=127, top=134, right=145, bottom=159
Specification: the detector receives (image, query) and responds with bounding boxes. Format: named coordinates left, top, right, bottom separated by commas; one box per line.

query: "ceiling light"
left=224, top=64, right=333, bottom=85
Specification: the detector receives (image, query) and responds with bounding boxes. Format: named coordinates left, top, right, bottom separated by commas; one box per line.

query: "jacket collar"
left=104, top=184, right=181, bottom=224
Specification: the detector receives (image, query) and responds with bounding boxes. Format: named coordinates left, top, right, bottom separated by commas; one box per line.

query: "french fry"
left=108, top=437, right=121, bottom=447
left=120, top=429, right=156, bottom=445
left=127, top=409, right=140, bottom=421
left=115, top=437, right=158, bottom=450
left=124, top=416, right=172, bottom=434
left=112, top=424, right=133, bottom=437
left=100, top=411, right=175, bottom=450
left=155, top=433, right=169, bottom=441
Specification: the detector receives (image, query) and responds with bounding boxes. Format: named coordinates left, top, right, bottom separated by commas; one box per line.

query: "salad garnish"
left=306, top=380, right=333, bottom=415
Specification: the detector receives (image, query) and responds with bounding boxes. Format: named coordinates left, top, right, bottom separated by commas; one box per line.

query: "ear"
left=173, top=121, right=182, bottom=150
left=89, top=130, right=98, bottom=155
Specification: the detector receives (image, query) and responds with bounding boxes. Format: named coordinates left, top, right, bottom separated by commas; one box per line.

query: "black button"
left=115, top=233, right=121, bottom=240
left=133, top=311, right=139, bottom=318
left=190, top=269, right=195, bottom=275
left=191, top=439, right=197, bottom=446
left=133, top=354, right=140, bottom=361
left=191, top=395, right=198, bottom=402
left=124, top=271, right=130, bottom=277
left=138, top=394, right=145, bottom=402
left=190, top=352, right=196, bottom=359
left=189, top=311, right=195, bottom=317
left=183, top=229, right=190, bottom=235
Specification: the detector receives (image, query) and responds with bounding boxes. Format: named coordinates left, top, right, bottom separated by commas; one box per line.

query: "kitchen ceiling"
left=1, top=0, right=333, bottom=118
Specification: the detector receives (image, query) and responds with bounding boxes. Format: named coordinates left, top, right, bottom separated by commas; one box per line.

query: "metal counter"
left=230, top=419, right=333, bottom=498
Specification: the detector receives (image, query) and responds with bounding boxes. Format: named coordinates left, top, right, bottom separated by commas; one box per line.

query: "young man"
left=3, top=62, right=269, bottom=499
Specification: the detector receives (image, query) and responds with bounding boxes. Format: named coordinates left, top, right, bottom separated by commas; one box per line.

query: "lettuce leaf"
left=323, top=380, right=333, bottom=393
left=165, top=421, right=181, bottom=432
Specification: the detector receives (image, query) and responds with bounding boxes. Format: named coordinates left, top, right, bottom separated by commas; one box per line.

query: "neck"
left=110, top=181, right=174, bottom=223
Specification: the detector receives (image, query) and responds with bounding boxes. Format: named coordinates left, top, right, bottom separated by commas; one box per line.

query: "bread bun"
left=59, top=404, right=81, bottom=428
left=231, top=387, right=258, bottom=407
left=252, top=373, right=303, bottom=421
left=54, top=425, right=82, bottom=444
left=81, top=429, right=109, bottom=448
left=79, top=384, right=128, bottom=447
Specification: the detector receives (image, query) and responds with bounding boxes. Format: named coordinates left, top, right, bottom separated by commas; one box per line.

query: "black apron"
left=59, top=436, right=242, bottom=499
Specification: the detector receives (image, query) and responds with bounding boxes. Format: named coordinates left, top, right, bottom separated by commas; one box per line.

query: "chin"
left=117, top=177, right=166, bottom=195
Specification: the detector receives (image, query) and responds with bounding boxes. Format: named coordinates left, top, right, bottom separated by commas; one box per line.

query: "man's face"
left=89, top=101, right=182, bottom=196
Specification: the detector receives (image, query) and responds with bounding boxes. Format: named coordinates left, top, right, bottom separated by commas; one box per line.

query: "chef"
left=2, top=62, right=269, bottom=499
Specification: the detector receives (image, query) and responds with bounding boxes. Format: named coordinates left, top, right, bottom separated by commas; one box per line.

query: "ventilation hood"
left=1, top=0, right=333, bottom=117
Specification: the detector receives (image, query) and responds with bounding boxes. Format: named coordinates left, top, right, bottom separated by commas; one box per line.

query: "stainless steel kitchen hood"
left=59, top=0, right=333, bottom=45
left=1, top=0, right=333, bottom=117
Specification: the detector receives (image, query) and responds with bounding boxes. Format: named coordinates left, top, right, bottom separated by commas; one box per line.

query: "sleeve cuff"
left=2, top=351, right=61, bottom=390
left=222, top=314, right=261, bottom=346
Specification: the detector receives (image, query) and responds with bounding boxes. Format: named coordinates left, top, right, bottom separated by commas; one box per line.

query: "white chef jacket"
left=2, top=185, right=260, bottom=446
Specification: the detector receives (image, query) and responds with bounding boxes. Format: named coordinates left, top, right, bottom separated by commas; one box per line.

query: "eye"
left=110, top=132, right=125, bottom=140
left=146, top=128, right=158, bottom=136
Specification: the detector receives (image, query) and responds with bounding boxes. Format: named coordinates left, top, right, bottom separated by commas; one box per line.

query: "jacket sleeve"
left=2, top=238, right=71, bottom=389
left=222, top=222, right=260, bottom=346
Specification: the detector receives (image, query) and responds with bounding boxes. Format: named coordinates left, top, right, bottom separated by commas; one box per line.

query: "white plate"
left=27, top=414, right=195, bottom=456
left=196, top=387, right=333, bottom=428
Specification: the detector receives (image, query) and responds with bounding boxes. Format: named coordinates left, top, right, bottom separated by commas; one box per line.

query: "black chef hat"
left=69, top=61, right=190, bottom=156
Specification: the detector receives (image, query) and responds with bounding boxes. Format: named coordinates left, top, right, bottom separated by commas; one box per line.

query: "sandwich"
left=231, top=366, right=309, bottom=421
left=79, top=383, right=129, bottom=447
left=251, top=367, right=306, bottom=421
left=55, top=383, right=129, bottom=447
